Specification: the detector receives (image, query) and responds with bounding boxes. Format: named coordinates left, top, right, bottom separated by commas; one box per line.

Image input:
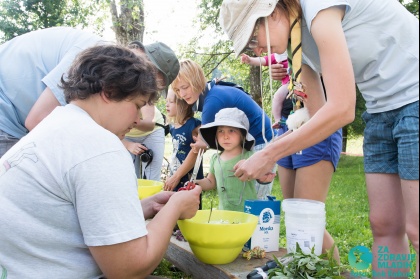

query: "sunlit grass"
left=154, top=137, right=416, bottom=278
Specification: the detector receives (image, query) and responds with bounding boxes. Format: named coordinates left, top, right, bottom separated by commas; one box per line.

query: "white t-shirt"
left=0, top=104, right=147, bottom=278
left=300, top=0, right=419, bottom=113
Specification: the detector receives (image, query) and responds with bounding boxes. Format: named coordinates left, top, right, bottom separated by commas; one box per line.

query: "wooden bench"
left=164, top=236, right=353, bottom=279
left=164, top=235, right=287, bottom=279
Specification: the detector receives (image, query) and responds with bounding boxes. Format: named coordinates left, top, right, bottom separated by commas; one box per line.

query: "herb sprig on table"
left=268, top=243, right=346, bottom=279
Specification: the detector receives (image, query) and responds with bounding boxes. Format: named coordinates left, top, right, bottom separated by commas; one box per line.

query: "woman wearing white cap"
left=219, top=0, right=419, bottom=273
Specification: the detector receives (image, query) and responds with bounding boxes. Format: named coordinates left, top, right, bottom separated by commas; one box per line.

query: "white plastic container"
left=282, top=198, right=326, bottom=255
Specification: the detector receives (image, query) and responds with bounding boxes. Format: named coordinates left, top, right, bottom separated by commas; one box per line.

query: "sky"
left=103, top=0, right=201, bottom=52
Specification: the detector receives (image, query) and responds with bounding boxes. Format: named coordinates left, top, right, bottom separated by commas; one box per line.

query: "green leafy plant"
left=268, top=243, right=346, bottom=279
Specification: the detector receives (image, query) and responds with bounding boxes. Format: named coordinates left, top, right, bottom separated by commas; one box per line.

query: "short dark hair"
left=61, top=44, right=159, bottom=104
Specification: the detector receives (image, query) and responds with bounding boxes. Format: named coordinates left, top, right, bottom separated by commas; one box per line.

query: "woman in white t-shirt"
left=220, top=0, right=419, bottom=273
left=0, top=44, right=201, bottom=278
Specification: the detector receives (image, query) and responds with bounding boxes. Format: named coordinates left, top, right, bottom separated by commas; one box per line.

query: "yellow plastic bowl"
left=137, top=179, right=163, bottom=200
left=177, top=210, right=258, bottom=265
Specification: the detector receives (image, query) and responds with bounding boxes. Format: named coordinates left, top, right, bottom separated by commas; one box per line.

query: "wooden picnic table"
left=164, top=235, right=287, bottom=279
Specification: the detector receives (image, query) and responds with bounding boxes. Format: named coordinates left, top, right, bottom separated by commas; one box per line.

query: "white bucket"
left=282, top=198, right=326, bottom=255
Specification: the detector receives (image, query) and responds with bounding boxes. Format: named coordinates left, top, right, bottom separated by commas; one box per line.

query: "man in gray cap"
left=122, top=40, right=180, bottom=180
left=129, top=41, right=180, bottom=97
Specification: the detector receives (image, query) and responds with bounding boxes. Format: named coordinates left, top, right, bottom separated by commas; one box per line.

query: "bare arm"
left=164, top=126, right=202, bottom=191
left=241, top=53, right=267, bottom=66
left=272, top=84, right=289, bottom=125
left=235, top=7, right=355, bottom=180
left=195, top=173, right=217, bottom=191
left=121, top=139, right=148, bottom=155
left=89, top=186, right=202, bottom=279
left=25, top=87, right=61, bottom=131
left=133, top=104, right=156, bottom=132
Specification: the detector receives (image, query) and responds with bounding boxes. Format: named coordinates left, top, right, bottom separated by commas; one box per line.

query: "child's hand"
left=240, top=53, right=251, bottom=64
left=164, top=175, right=180, bottom=191
left=272, top=122, right=281, bottom=129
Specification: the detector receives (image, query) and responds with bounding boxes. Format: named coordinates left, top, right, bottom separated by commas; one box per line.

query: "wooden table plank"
left=164, top=235, right=287, bottom=279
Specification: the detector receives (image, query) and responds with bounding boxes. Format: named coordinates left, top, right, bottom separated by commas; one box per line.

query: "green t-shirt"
left=209, top=151, right=257, bottom=212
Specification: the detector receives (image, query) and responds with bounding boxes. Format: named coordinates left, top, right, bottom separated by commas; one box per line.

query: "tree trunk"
left=249, top=66, right=262, bottom=107
left=109, top=0, right=145, bottom=45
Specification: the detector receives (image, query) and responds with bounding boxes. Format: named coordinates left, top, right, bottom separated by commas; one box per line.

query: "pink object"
left=280, top=60, right=290, bottom=85
left=265, top=54, right=290, bottom=85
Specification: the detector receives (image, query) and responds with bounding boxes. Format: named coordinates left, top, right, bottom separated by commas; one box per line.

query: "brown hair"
left=276, top=0, right=302, bottom=19
left=167, top=87, right=194, bottom=125
left=61, top=44, right=159, bottom=105
left=171, top=59, right=206, bottom=98
left=175, top=97, right=194, bottom=125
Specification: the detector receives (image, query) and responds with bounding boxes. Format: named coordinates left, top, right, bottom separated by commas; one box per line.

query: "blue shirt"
left=197, top=80, right=273, bottom=146
left=0, top=27, right=105, bottom=138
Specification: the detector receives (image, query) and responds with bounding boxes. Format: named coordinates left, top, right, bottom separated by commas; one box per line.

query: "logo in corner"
left=348, top=246, right=373, bottom=270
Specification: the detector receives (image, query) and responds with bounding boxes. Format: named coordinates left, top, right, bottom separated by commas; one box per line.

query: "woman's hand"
left=190, top=135, right=208, bottom=153
left=234, top=151, right=276, bottom=182
left=256, top=172, right=277, bottom=184
left=141, top=187, right=202, bottom=220
left=271, top=63, right=288, bottom=81
left=171, top=186, right=202, bottom=220
left=141, top=191, right=175, bottom=220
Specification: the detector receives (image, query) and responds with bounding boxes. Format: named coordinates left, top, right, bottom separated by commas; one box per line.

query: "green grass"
left=153, top=155, right=371, bottom=278
left=275, top=155, right=372, bottom=266
left=153, top=138, right=416, bottom=278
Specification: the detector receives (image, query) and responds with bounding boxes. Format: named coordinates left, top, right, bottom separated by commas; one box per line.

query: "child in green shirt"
left=195, top=108, right=272, bottom=211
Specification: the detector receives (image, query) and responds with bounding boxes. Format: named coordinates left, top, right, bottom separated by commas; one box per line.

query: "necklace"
left=216, top=147, right=249, bottom=207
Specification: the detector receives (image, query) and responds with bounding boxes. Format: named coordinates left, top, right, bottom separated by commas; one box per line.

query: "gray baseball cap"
left=130, top=41, right=180, bottom=97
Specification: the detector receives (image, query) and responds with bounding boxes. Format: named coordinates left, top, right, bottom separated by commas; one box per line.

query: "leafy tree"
left=186, top=0, right=418, bottom=151
left=0, top=0, right=105, bottom=43
left=108, top=0, right=145, bottom=45
left=400, top=0, right=419, bottom=18
left=178, top=0, right=266, bottom=107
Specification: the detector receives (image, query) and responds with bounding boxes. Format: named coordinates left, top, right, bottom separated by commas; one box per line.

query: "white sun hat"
left=199, top=108, right=255, bottom=151
left=219, top=0, right=278, bottom=57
